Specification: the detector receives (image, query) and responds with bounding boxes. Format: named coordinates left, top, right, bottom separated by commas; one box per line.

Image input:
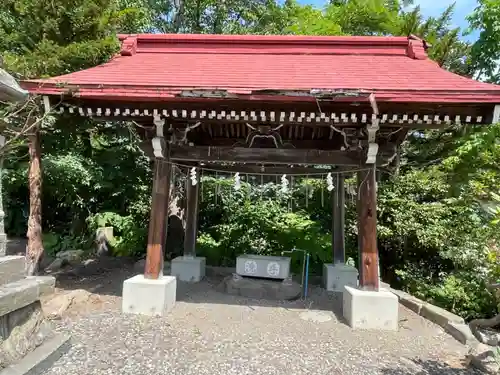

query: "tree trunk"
left=25, top=127, right=43, bottom=276
left=470, top=314, right=500, bottom=329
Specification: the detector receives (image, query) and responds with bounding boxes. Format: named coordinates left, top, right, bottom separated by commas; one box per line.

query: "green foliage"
left=326, top=0, right=401, bottom=35
left=196, top=177, right=333, bottom=273
left=87, top=211, right=148, bottom=256
left=379, top=122, right=500, bottom=320
left=0, top=0, right=147, bottom=78
left=397, top=268, right=497, bottom=320
left=284, top=4, right=343, bottom=36
left=42, top=232, right=89, bottom=258
left=467, top=0, right=500, bottom=82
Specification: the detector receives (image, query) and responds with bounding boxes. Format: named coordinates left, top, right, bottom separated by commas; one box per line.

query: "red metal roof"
left=23, top=33, right=500, bottom=103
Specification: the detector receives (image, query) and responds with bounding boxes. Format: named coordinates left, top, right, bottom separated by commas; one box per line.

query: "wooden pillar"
left=183, top=168, right=200, bottom=257
left=144, top=158, right=172, bottom=279
left=332, top=173, right=345, bottom=264
left=357, top=166, right=379, bottom=291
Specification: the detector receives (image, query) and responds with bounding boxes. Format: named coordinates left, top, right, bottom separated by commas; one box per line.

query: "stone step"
left=219, top=274, right=302, bottom=300
left=0, top=276, right=55, bottom=317
left=0, top=333, right=71, bottom=375
left=0, top=256, right=26, bottom=286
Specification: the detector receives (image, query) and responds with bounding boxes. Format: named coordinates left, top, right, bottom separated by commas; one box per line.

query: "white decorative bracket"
left=326, top=172, right=334, bottom=192
left=152, top=115, right=166, bottom=158
left=366, top=94, right=380, bottom=164
left=42, top=96, right=51, bottom=114
left=190, top=167, right=198, bottom=186
left=280, top=174, right=289, bottom=193
left=234, top=172, right=241, bottom=190
left=493, top=105, right=500, bottom=124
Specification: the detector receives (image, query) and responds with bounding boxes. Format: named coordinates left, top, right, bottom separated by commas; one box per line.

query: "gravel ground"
left=40, top=266, right=479, bottom=375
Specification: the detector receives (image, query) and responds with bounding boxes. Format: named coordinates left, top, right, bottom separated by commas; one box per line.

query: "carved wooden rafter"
left=232, top=123, right=288, bottom=148
left=152, top=115, right=167, bottom=158
left=53, top=104, right=489, bottom=127
left=366, top=94, right=380, bottom=164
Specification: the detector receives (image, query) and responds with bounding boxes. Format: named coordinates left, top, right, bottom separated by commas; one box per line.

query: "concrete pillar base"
left=343, top=285, right=399, bottom=331
left=322, top=263, right=358, bottom=292
left=0, top=233, right=7, bottom=257
left=171, top=256, right=206, bottom=282
left=122, top=274, right=176, bottom=316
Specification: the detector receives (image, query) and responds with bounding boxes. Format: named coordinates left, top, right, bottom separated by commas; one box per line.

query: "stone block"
left=380, top=281, right=391, bottom=291
left=0, top=333, right=71, bottom=375
left=122, top=275, right=176, bottom=316
left=236, top=254, right=290, bottom=279
left=170, top=256, right=205, bottom=282
left=391, top=288, right=425, bottom=314
left=30, top=276, right=56, bottom=298
left=0, top=234, right=7, bottom=257
left=322, top=263, right=358, bottom=292
left=445, top=322, right=478, bottom=346
left=0, top=256, right=25, bottom=286
left=343, top=285, right=399, bottom=331
left=221, top=274, right=301, bottom=300
left=472, top=327, right=500, bottom=346
left=0, top=301, right=54, bottom=367
left=0, top=276, right=55, bottom=317
left=420, top=303, right=464, bottom=328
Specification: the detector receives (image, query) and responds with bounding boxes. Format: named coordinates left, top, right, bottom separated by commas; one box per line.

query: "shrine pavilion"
left=22, top=34, right=500, bottom=330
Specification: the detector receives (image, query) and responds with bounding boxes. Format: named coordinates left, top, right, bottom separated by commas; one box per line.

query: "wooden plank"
left=144, top=158, right=172, bottom=279
left=140, top=141, right=399, bottom=167
left=197, top=138, right=345, bottom=150
left=183, top=169, right=200, bottom=257
left=357, top=166, right=379, bottom=291
left=332, top=174, right=346, bottom=264
left=170, top=146, right=363, bottom=165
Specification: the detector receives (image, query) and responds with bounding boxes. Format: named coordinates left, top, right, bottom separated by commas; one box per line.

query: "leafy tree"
left=0, top=0, right=147, bottom=274
left=0, top=0, right=148, bottom=78
left=467, top=0, right=500, bottom=82
left=326, top=0, right=400, bottom=35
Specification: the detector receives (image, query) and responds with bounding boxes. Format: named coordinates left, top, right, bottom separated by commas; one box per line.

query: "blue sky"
left=297, top=0, right=479, bottom=41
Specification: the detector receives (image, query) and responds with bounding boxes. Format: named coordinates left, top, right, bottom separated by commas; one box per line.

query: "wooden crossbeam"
left=170, top=146, right=363, bottom=166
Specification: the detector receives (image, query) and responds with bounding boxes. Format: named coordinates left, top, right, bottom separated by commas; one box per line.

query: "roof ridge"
left=118, top=33, right=410, bottom=44
left=118, top=33, right=428, bottom=59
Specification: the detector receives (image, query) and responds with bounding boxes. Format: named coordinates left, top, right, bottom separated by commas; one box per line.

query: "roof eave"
left=0, top=68, right=29, bottom=103
left=23, top=83, right=500, bottom=104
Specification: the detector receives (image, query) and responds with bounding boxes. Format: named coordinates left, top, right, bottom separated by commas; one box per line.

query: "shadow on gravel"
left=382, top=358, right=479, bottom=375
left=174, top=276, right=345, bottom=319
left=45, top=256, right=136, bottom=297
left=50, top=257, right=346, bottom=320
